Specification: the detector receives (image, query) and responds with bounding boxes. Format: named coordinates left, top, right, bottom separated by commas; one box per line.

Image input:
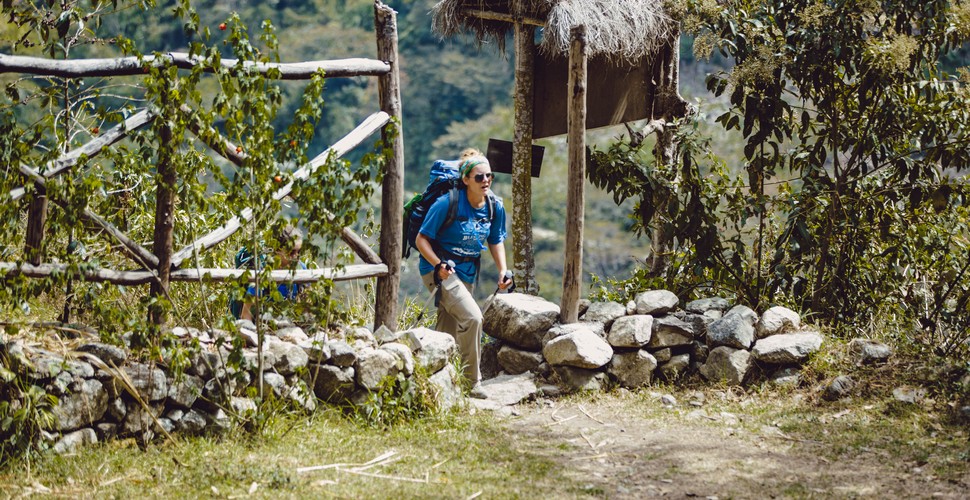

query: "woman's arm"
left=488, top=242, right=512, bottom=290
left=417, top=233, right=453, bottom=282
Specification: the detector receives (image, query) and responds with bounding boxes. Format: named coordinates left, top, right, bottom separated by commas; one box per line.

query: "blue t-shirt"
left=418, top=190, right=507, bottom=283
left=246, top=260, right=307, bottom=299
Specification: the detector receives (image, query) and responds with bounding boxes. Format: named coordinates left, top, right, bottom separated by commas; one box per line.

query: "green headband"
left=459, top=158, right=487, bottom=178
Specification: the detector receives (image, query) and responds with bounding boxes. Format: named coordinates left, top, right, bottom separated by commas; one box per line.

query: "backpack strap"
left=442, top=187, right=460, bottom=231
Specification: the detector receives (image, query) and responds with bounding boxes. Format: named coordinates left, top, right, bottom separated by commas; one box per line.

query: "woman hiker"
left=231, top=224, right=307, bottom=321
left=415, top=148, right=512, bottom=399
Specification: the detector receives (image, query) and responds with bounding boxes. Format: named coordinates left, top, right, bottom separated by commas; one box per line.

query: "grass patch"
left=0, top=407, right=575, bottom=498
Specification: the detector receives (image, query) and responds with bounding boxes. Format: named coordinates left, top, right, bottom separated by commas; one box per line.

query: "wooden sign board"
left=533, top=52, right=657, bottom=139
left=486, top=138, right=544, bottom=177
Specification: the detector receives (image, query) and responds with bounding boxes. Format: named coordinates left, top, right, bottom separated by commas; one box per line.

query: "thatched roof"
left=431, top=0, right=674, bottom=61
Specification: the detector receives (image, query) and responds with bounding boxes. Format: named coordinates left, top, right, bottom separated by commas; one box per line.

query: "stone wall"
left=1, top=288, right=895, bottom=454
left=483, top=290, right=826, bottom=393
left=0, top=322, right=464, bottom=454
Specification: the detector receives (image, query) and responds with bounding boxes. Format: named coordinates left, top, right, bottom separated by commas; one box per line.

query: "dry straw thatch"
left=432, top=0, right=675, bottom=61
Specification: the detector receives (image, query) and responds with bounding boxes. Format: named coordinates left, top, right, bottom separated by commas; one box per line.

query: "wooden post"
left=560, top=25, right=587, bottom=324
left=373, top=1, right=403, bottom=331
left=149, top=79, right=176, bottom=327
left=512, top=19, right=538, bottom=294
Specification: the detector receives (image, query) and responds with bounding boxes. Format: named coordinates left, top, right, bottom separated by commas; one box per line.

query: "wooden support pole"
left=373, top=1, right=404, bottom=331
left=560, top=25, right=587, bottom=324
left=512, top=20, right=538, bottom=294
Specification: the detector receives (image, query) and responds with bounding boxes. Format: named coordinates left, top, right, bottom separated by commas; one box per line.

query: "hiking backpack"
left=403, top=159, right=495, bottom=258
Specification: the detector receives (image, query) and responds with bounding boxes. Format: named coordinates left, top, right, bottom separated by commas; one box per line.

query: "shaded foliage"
left=590, top=0, right=970, bottom=356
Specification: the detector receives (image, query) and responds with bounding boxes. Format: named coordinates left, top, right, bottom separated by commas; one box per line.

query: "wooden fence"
left=0, top=2, right=404, bottom=331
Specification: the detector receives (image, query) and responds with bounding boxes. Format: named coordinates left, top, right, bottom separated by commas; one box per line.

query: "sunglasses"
left=473, top=172, right=494, bottom=183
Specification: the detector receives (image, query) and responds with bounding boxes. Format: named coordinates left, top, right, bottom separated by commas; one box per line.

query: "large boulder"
left=76, top=343, right=127, bottom=366
left=52, top=428, right=98, bottom=454
left=355, top=348, right=401, bottom=391
left=553, top=366, right=609, bottom=393
left=381, top=342, right=416, bottom=376
left=484, top=293, right=561, bottom=350
left=264, top=337, right=309, bottom=375
left=167, top=374, right=203, bottom=409
left=327, top=340, right=357, bottom=368
left=606, top=315, right=653, bottom=348
left=543, top=322, right=605, bottom=345
left=470, top=372, right=539, bottom=411
left=648, top=316, right=694, bottom=348
left=658, top=354, right=691, bottom=381
left=699, top=346, right=751, bottom=385
left=751, top=331, right=823, bottom=364
left=707, top=305, right=758, bottom=349
left=635, top=290, right=679, bottom=315
left=275, top=326, right=309, bottom=344
left=685, top=297, right=730, bottom=315
left=607, top=350, right=658, bottom=389
left=309, top=364, right=355, bottom=402
left=543, top=329, right=613, bottom=369
left=407, top=328, right=458, bottom=374
left=497, top=345, right=544, bottom=375
left=428, top=364, right=463, bottom=411
left=756, top=306, right=801, bottom=338
left=51, top=379, right=108, bottom=431
left=123, top=363, right=168, bottom=402
left=120, top=400, right=163, bottom=440
left=582, top=301, right=628, bottom=329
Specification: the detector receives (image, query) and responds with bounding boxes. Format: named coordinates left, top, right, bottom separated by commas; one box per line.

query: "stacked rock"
left=0, top=322, right=462, bottom=454
left=481, top=290, right=824, bottom=393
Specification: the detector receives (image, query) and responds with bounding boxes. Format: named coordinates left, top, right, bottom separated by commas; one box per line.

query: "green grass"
left=0, top=407, right=576, bottom=498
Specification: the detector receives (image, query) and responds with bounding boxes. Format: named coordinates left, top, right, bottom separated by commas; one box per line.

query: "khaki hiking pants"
left=421, top=272, right=481, bottom=384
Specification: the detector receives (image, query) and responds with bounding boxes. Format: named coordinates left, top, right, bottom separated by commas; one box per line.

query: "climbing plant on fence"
left=0, top=0, right=387, bottom=348
left=589, top=0, right=970, bottom=356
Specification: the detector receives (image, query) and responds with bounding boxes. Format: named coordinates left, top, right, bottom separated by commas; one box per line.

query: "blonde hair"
left=459, top=148, right=482, bottom=160
left=458, top=148, right=489, bottom=178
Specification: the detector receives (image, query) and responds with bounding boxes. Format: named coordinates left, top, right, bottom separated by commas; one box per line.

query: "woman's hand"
left=435, top=259, right=456, bottom=282
left=437, top=264, right=454, bottom=282
left=497, top=270, right=514, bottom=290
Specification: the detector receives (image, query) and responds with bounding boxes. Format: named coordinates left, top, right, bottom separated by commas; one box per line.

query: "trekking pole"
left=409, top=260, right=455, bottom=329
left=482, top=270, right=514, bottom=317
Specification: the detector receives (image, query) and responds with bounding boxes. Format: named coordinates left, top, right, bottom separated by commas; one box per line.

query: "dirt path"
left=492, top=391, right=969, bottom=498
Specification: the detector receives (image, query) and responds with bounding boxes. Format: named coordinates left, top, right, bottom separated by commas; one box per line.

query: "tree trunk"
left=513, top=20, right=538, bottom=294
left=645, top=32, right=691, bottom=278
